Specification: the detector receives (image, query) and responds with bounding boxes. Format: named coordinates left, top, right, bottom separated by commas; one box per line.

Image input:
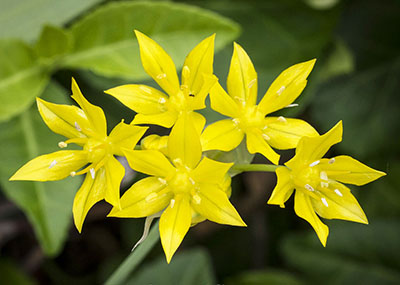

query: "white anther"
left=329, top=158, right=335, bottom=164
left=262, top=125, right=268, bottom=130
left=305, top=184, right=314, bottom=192
left=156, top=73, right=167, bottom=79
left=262, top=134, right=271, bottom=141
left=309, top=160, right=320, bottom=167
left=139, top=85, right=152, bottom=93
left=158, top=97, right=167, bottom=104
left=320, top=171, right=329, bottom=188
left=277, top=116, right=287, bottom=123
left=248, top=78, right=257, bottom=89
left=173, top=158, right=183, bottom=166
left=276, top=86, right=286, bottom=95
left=70, top=171, right=76, bottom=177
left=58, top=141, right=67, bottom=148
left=233, top=118, right=240, bottom=125
left=193, top=194, right=201, bottom=204
left=74, top=122, right=81, bottom=132
left=285, top=103, right=299, bottom=108
left=145, top=193, right=158, bottom=202
left=49, top=160, right=57, bottom=169
left=334, top=189, right=343, bottom=197
left=189, top=177, right=196, bottom=185
left=158, top=177, right=167, bottom=185
left=90, top=168, right=95, bottom=179
left=182, top=66, right=190, bottom=78
left=170, top=199, right=175, bottom=208
left=321, top=197, right=329, bottom=207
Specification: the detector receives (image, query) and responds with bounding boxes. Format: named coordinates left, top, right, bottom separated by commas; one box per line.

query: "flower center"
left=83, top=138, right=111, bottom=164
left=235, top=105, right=265, bottom=131
left=167, top=167, right=196, bottom=195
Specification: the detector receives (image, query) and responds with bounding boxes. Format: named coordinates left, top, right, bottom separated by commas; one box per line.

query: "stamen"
left=329, top=158, right=335, bottom=164
left=321, top=197, right=329, bottom=207
left=248, top=78, right=257, bottom=89
left=192, top=194, right=201, bottom=204
left=170, top=199, right=175, bottom=208
left=49, top=160, right=57, bottom=169
left=139, top=85, right=152, bottom=93
left=276, top=86, right=286, bottom=95
left=189, top=177, right=196, bottom=185
left=305, top=184, right=314, bottom=192
left=262, top=125, right=268, bottom=130
left=173, top=158, right=183, bottom=166
left=58, top=141, right=67, bottom=148
left=334, top=189, right=343, bottom=197
left=145, top=193, right=158, bottom=202
left=156, top=73, right=167, bottom=79
left=262, top=134, right=271, bottom=141
left=158, top=177, right=167, bottom=185
left=90, top=168, right=95, bottom=179
left=320, top=171, right=329, bottom=188
left=285, top=103, right=299, bottom=108
left=232, top=118, right=240, bottom=125
left=74, top=122, right=81, bottom=132
left=158, top=97, right=167, bottom=104
left=309, top=160, right=320, bottom=167
left=70, top=171, right=76, bottom=177
left=277, top=116, right=287, bottom=123
left=182, top=66, right=190, bottom=79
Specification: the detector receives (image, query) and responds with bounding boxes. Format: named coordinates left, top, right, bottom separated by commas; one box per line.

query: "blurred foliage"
left=0, top=0, right=399, bottom=284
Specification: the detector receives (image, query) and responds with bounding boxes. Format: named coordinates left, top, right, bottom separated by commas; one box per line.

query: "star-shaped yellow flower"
left=105, top=30, right=218, bottom=132
left=201, top=43, right=318, bottom=164
left=108, top=114, right=245, bottom=263
left=10, top=79, right=147, bottom=232
left=268, top=121, right=386, bottom=245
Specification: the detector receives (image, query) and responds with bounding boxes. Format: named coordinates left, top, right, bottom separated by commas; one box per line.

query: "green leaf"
left=0, top=259, right=34, bottom=285
left=281, top=219, right=400, bottom=284
left=62, top=1, right=240, bottom=79
left=35, top=25, right=72, bottom=59
left=126, top=248, right=216, bottom=285
left=226, top=269, right=303, bottom=285
left=0, top=39, right=50, bottom=122
left=0, top=81, right=80, bottom=256
left=0, top=0, right=103, bottom=42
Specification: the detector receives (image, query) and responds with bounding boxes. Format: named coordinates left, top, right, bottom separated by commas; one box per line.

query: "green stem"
left=232, top=163, right=280, bottom=173
left=105, top=221, right=160, bottom=285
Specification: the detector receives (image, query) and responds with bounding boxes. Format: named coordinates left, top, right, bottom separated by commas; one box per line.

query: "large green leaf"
left=0, top=0, right=103, bottom=42
left=226, top=269, right=303, bottom=285
left=0, top=81, right=80, bottom=256
left=62, top=1, right=240, bottom=79
left=281, top=219, right=400, bottom=284
left=0, top=39, right=50, bottom=122
left=126, top=248, right=216, bottom=285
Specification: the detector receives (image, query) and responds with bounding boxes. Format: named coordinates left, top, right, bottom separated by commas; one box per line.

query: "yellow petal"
left=201, top=119, right=244, bottom=151
left=71, top=78, right=107, bottom=137
left=135, top=30, right=180, bottom=97
left=36, top=98, right=90, bottom=139
left=123, top=149, right=175, bottom=178
left=160, top=195, right=192, bottom=263
left=319, top=155, right=386, bottom=186
left=267, top=167, right=294, bottom=207
left=209, top=82, right=240, bottom=118
left=73, top=168, right=106, bottom=233
left=311, top=182, right=368, bottom=224
left=192, top=183, right=246, bottom=227
left=108, top=177, right=171, bottom=218
left=286, top=121, right=342, bottom=169
left=227, top=43, right=258, bottom=106
left=141, top=134, right=169, bottom=156
left=246, top=129, right=280, bottom=165
left=10, top=150, right=88, bottom=181
left=168, top=115, right=202, bottom=169
left=258, top=59, right=316, bottom=115
left=103, top=156, right=125, bottom=209
left=294, top=191, right=329, bottom=246
left=131, top=111, right=177, bottom=128
left=182, top=34, right=215, bottom=97
left=189, top=111, right=206, bottom=134
left=191, top=157, right=233, bottom=184
left=189, top=74, right=218, bottom=110
left=263, top=117, right=319, bottom=150
left=108, top=121, right=148, bottom=156
left=105, top=84, right=168, bottom=115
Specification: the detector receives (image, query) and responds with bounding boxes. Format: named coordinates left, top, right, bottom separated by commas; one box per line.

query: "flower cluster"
left=10, top=31, right=385, bottom=262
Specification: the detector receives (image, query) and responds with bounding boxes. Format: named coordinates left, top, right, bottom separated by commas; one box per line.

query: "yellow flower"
left=105, top=30, right=218, bottom=131
left=9, top=79, right=148, bottom=232
left=268, top=121, right=386, bottom=246
left=201, top=43, right=318, bottom=164
left=108, top=114, right=245, bottom=263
